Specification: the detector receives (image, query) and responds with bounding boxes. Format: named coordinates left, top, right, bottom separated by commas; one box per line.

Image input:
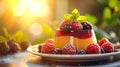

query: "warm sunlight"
left=13, top=3, right=25, bottom=16
left=13, top=0, right=49, bottom=17
left=31, top=2, right=48, bottom=16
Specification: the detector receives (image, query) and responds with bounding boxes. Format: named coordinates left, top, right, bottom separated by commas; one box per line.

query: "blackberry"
left=61, top=24, right=72, bottom=32
left=54, top=48, right=62, bottom=54
left=77, top=50, right=86, bottom=54
left=82, top=22, right=92, bottom=30
left=38, top=45, right=42, bottom=53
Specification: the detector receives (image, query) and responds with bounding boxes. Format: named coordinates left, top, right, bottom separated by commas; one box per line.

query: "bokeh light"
left=31, top=2, right=49, bottom=16
left=30, top=22, right=43, bottom=36
left=21, top=0, right=33, bottom=5
left=13, top=0, right=49, bottom=17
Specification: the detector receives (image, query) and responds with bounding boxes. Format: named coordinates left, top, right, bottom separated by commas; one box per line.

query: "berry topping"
left=60, top=20, right=72, bottom=32
left=99, top=38, right=109, bottom=46
left=81, top=22, right=92, bottom=30
left=62, top=44, right=76, bottom=54
left=101, top=42, right=114, bottom=53
left=41, top=43, right=55, bottom=54
left=45, top=39, right=54, bottom=44
left=54, top=48, right=62, bottom=54
left=77, top=50, right=86, bottom=54
left=71, top=21, right=83, bottom=31
left=86, top=43, right=101, bottom=54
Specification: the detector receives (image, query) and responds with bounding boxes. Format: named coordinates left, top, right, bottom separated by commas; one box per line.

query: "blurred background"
left=0, top=0, right=119, bottom=45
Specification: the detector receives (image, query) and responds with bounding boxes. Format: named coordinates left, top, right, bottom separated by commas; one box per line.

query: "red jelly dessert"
left=54, top=9, right=97, bottom=50
left=54, top=29, right=97, bottom=50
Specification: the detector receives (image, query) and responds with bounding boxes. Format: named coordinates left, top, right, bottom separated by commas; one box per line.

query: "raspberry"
left=71, top=21, right=83, bottom=31
left=62, top=44, right=76, bottom=54
left=101, top=42, right=114, bottom=53
left=45, top=39, right=54, bottom=44
left=99, top=38, right=109, bottom=46
left=77, top=50, right=86, bottom=54
left=41, top=43, right=55, bottom=54
left=86, top=43, right=101, bottom=54
left=81, top=22, right=92, bottom=30
left=60, top=20, right=72, bottom=32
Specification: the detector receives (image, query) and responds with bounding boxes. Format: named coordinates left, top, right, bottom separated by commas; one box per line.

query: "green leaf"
left=106, top=18, right=118, bottom=25
left=85, top=14, right=98, bottom=25
left=12, top=31, right=30, bottom=43
left=117, top=2, right=120, bottom=12
left=109, top=0, right=118, bottom=8
left=32, top=37, right=47, bottom=45
left=94, top=26, right=111, bottom=40
left=42, top=24, right=55, bottom=38
left=3, top=28, right=11, bottom=39
left=0, top=36, right=7, bottom=42
left=64, top=14, right=72, bottom=22
left=71, top=9, right=80, bottom=20
left=77, top=16, right=87, bottom=23
left=103, top=7, right=111, bottom=19
left=64, top=9, right=80, bottom=21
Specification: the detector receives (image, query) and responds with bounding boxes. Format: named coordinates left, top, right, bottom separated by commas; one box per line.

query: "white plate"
left=27, top=44, right=120, bottom=62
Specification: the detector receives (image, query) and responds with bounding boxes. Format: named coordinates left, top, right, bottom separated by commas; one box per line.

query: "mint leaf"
left=64, top=14, right=72, bottom=21
left=77, top=16, right=87, bottom=22
left=71, top=9, right=80, bottom=20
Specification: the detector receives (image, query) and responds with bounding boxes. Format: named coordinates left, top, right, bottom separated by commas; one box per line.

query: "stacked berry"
left=98, top=38, right=114, bottom=53
left=59, top=9, right=92, bottom=33
left=60, top=20, right=92, bottom=33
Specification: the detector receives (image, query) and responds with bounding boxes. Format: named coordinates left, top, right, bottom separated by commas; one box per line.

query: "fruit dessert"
left=38, top=9, right=115, bottom=55
left=54, top=9, right=97, bottom=50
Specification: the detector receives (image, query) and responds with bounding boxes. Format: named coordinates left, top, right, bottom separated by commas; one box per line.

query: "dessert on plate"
left=54, top=17, right=96, bottom=50
left=38, top=9, right=115, bottom=55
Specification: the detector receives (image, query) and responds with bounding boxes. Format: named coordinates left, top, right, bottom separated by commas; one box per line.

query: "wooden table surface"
left=0, top=51, right=120, bottom=67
